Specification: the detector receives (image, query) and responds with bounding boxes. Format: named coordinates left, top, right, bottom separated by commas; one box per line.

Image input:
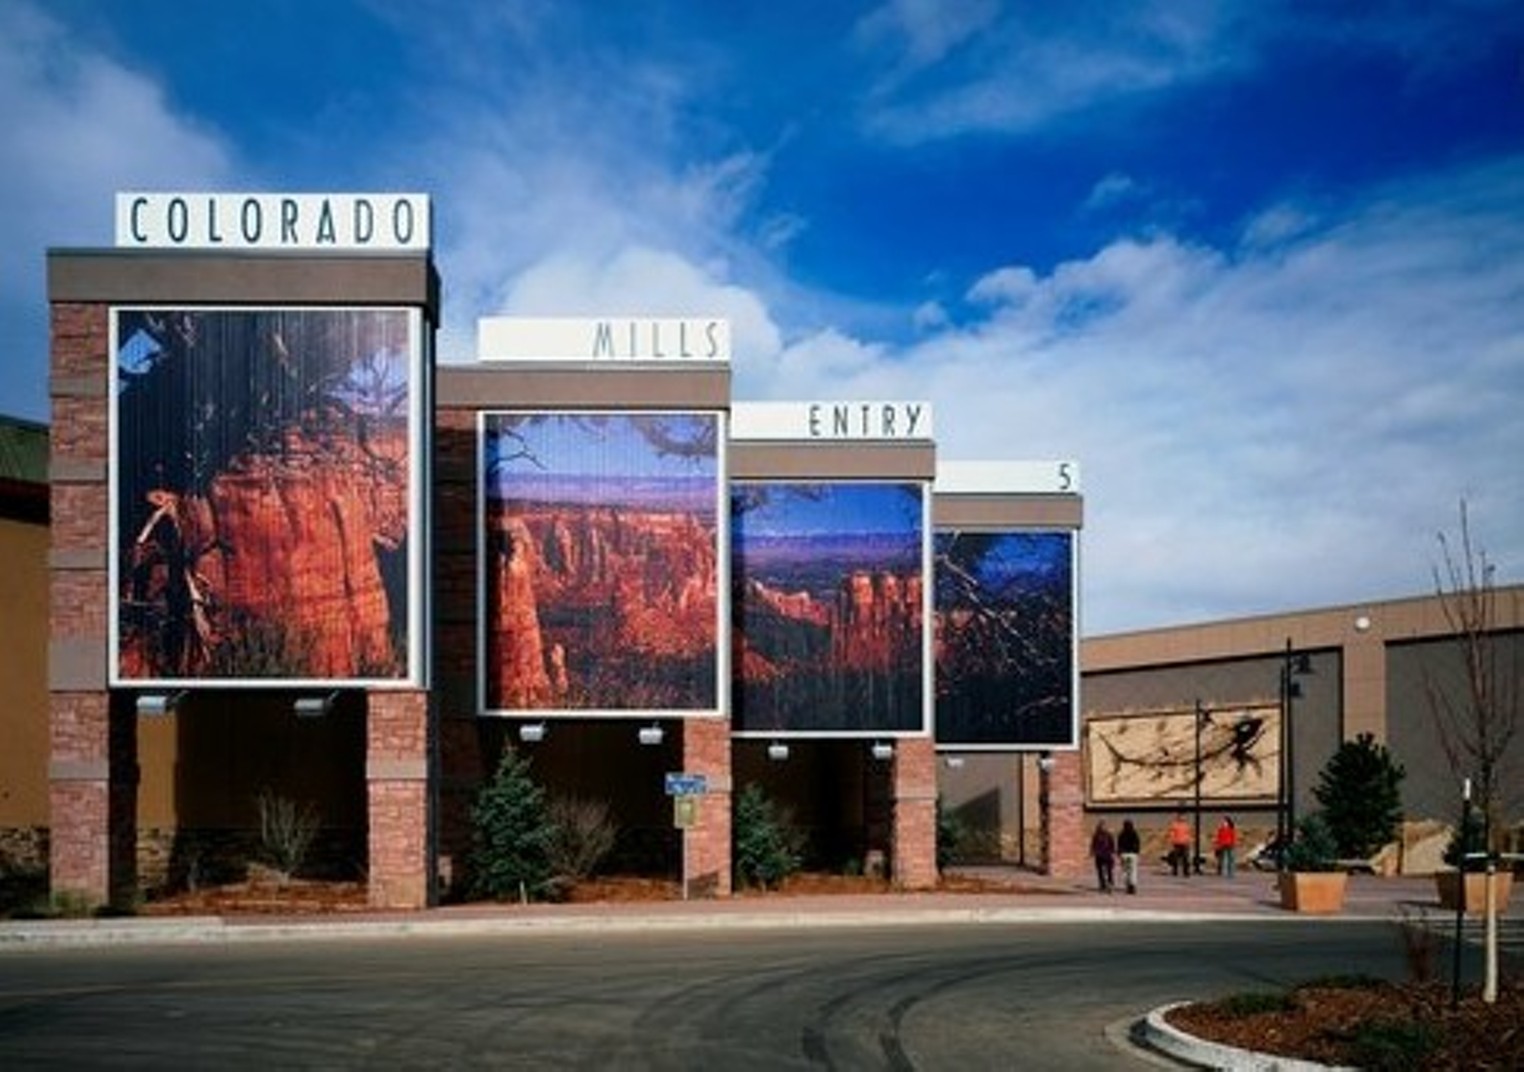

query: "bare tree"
left=1428, top=500, right=1522, bottom=851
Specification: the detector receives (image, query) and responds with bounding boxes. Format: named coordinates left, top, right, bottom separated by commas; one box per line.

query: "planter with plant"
left=1436, top=809, right=1514, bottom=914
left=1278, top=813, right=1348, bottom=913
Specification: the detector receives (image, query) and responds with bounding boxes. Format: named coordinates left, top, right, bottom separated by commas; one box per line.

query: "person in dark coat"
left=1090, top=820, right=1117, bottom=893
left=1117, top=819, right=1142, bottom=894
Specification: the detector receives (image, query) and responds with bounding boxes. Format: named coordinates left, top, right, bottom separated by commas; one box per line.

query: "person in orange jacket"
left=1168, top=812, right=1192, bottom=876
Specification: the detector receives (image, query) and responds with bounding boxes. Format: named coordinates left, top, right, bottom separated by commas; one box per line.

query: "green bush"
left=936, top=797, right=967, bottom=871
left=1311, top=733, right=1405, bottom=859
left=1442, top=808, right=1485, bottom=869
left=469, top=747, right=555, bottom=901
left=733, top=784, right=802, bottom=890
left=1216, top=991, right=1295, bottom=1017
left=1346, top=1021, right=1439, bottom=1071
left=1296, top=974, right=1385, bottom=992
left=1283, top=812, right=1341, bottom=872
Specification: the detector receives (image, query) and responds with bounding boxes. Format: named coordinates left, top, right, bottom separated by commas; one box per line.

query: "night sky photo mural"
left=934, top=530, right=1075, bottom=747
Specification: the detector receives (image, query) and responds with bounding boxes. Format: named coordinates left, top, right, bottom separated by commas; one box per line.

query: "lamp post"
left=1277, top=638, right=1314, bottom=867
left=1193, top=699, right=1209, bottom=876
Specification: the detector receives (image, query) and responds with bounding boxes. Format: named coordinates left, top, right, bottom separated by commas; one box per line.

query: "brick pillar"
left=49, top=694, right=134, bottom=905
left=1041, top=751, right=1087, bottom=879
left=891, top=737, right=938, bottom=890
left=367, top=690, right=432, bottom=909
left=681, top=718, right=732, bottom=897
left=49, top=301, right=135, bottom=909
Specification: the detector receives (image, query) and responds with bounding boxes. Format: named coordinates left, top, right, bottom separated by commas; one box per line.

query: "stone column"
left=1041, top=750, right=1087, bottom=879
left=49, top=302, right=136, bottom=909
left=367, top=689, right=432, bottom=908
left=892, top=736, right=938, bottom=890
left=681, top=718, right=732, bottom=897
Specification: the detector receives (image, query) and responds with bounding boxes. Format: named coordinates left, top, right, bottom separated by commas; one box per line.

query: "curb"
left=0, top=906, right=1335, bottom=949
left=1136, top=1002, right=1359, bottom=1072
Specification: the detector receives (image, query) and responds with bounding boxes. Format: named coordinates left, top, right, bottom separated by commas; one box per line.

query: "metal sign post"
left=666, top=773, right=707, bottom=901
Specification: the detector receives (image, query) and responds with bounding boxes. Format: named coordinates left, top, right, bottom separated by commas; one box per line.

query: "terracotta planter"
left=1278, top=871, right=1348, bottom=914
left=1434, top=870, right=1514, bottom=915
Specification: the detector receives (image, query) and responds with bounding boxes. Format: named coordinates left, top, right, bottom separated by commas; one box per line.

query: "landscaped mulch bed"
left=1167, top=979, right=1524, bottom=1069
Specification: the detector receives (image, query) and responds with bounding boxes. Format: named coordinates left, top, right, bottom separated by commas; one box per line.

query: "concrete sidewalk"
left=1, top=868, right=1513, bottom=949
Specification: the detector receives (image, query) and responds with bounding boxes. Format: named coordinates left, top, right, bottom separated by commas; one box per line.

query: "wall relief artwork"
left=1084, top=704, right=1280, bottom=806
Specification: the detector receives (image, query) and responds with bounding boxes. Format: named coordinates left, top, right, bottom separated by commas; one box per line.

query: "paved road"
left=0, top=919, right=1421, bottom=1070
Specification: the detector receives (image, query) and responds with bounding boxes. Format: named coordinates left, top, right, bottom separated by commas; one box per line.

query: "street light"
left=1277, top=638, right=1314, bottom=866
left=1193, top=699, right=1212, bottom=875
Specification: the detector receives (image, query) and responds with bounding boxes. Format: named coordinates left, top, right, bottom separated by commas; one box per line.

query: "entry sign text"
left=665, top=772, right=708, bottom=796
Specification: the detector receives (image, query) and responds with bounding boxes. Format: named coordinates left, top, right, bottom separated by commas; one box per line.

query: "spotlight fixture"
left=638, top=724, right=664, bottom=746
left=766, top=741, right=790, bottom=762
left=943, top=755, right=966, bottom=769
left=870, top=740, right=894, bottom=761
left=293, top=691, right=340, bottom=718
left=134, top=690, right=187, bottom=716
left=1035, top=751, right=1055, bottom=773
left=519, top=722, right=547, bottom=744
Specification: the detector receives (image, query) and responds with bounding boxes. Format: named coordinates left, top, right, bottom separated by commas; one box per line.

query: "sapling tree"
left=1427, top=502, right=1521, bottom=855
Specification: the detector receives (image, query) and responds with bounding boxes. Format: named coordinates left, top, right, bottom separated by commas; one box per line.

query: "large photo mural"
left=112, top=307, right=422, bottom=685
left=731, top=481, right=927, bottom=735
left=1084, top=704, right=1281, bottom=806
left=933, top=530, right=1076, bottom=747
left=481, top=412, right=722, bottom=714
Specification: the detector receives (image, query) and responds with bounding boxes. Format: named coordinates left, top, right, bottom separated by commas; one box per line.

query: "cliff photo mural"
left=731, top=481, right=927, bottom=734
left=933, top=530, right=1076, bottom=747
left=112, top=308, right=419, bottom=684
left=481, top=412, right=721, bottom=714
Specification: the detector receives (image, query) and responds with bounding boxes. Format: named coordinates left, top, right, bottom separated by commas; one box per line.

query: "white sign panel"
left=116, top=193, right=431, bottom=251
left=936, top=460, right=1081, bottom=494
left=730, top=401, right=933, bottom=441
left=478, top=317, right=730, bottom=362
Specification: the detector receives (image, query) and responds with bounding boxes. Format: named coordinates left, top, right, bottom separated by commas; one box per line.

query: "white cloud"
left=0, top=2, right=233, bottom=420
left=490, top=245, right=781, bottom=370
left=729, top=156, right=1524, bottom=633
left=851, top=2, right=1524, bottom=146
left=854, top=0, right=1000, bottom=70
left=855, top=2, right=1243, bottom=143
left=1081, top=172, right=1143, bottom=215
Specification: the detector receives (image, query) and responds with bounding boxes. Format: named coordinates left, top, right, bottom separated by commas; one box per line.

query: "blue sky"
left=4, top=1, right=1521, bottom=634
left=485, top=414, right=718, bottom=512
left=733, top=482, right=924, bottom=539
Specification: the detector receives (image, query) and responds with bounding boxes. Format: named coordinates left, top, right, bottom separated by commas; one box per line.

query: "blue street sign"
left=665, top=772, right=708, bottom=796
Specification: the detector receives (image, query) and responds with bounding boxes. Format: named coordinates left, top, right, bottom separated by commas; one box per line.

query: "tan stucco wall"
left=0, top=514, right=48, bottom=825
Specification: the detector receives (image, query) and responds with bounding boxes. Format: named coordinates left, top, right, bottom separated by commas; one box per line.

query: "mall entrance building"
left=43, top=193, right=1085, bottom=909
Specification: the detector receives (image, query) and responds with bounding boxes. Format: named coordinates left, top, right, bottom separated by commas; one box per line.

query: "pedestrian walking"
left=1117, top=818, right=1141, bottom=894
left=1214, top=815, right=1238, bottom=878
left=1090, top=820, right=1117, bottom=893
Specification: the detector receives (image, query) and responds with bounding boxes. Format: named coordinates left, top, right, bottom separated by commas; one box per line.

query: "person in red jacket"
left=1214, top=815, right=1239, bottom=878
